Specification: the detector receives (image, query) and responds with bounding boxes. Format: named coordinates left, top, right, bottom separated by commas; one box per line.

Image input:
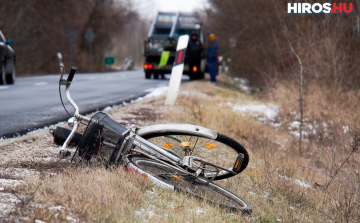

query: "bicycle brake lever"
left=59, top=66, right=68, bottom=85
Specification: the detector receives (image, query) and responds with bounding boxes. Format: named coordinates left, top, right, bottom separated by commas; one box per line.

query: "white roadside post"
left=57, top=52, right=64, bottom=72
left=165, top=35, right=189, bottom=106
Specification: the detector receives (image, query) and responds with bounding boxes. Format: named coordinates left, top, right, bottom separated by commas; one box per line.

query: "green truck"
left=143, top=12, right=206, bottom=80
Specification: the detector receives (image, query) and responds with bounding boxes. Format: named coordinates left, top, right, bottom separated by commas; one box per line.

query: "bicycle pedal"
left=182, top=156, right=206, bottom=168
left=233, top=153, right=244, bottom=173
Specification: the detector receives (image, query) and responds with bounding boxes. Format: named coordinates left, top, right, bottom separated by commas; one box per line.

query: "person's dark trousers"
left=207, top=62, right=217, bottom=83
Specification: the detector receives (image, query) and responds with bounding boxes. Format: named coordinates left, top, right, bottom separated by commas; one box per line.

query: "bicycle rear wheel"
left=137, top=124, right=249, bottom=180
left=126, top=155, right=252, bottom=214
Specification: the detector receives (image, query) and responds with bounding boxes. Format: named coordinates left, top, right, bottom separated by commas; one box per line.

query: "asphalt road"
left=0, top=69, right=172, bottom=138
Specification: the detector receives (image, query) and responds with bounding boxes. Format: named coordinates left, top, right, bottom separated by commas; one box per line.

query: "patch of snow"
left=343, top=125, right=349, bottom=133
left=271, top=122, right=282, bottom=128
left=289, top=121, right=300, bottom=129
left=308, top=123, right=317, bottom=135
left=224, top=102, right=279, bottom=121
left=288, top=121, right=313, bottom=138
left=145, top=190, right=158, bottom=197
left=294, top=179, right=311, bottom=189
left=180, top=91, right=207, bottom=98
left=48, top=205, right=65, bottom=211
left=144, top=86, right=168, bottom=99
left=246, top=216, right=259, bottom=221
left=66, top=216, right=79, bottom=223
left=233, top=77, right=251, bottom=93
left=0, top=193, right=19, bottom=215
left=322, top=121, right=328, bottom=129
left=195, top=207, right=206, bottom=216
left=135, top=86, right=169, bottom=102
left=0, top=179, right=21, bottom=187
left=249, top=191, right=258, bottom=197
left=102, top=106, right=112, bottom=112
left=263, top=191, right=270, bottom=198
left=35, top=220, right=47, bottom=223
left=278, top=174, right=311, bottom=189
left=135, top=208, right=156, bottom=219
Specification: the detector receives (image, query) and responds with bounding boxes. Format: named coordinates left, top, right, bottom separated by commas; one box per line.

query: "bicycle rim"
left=127, top=156, right=252, bottom=214
left=139, top=131, right=249, bottom=180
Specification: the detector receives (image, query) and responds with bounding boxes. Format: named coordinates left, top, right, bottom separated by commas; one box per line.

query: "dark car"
left=0, top=30, right=15, bottom=85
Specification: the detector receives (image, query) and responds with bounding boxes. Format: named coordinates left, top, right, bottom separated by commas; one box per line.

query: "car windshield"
left=177, top=29, right=200, bottom=35
left=154, top=28, right=171, bottom=35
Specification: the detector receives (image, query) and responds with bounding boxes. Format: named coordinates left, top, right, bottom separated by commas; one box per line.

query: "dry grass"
left=156, top=78, right=360, bottom=222
left=5, top=76, right=360, bottom=222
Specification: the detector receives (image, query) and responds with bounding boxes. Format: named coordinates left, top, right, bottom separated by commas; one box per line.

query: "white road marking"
left=34, top=82, right=48, bottom=86
left=0, top=86, right=9, bottom=90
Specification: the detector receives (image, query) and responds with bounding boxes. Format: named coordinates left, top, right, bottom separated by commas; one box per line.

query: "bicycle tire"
left=137, top=124, right=249, bottom=180
left=126, top=155, right=252, bottom=214
left=51, top=124, right=249, bottom=179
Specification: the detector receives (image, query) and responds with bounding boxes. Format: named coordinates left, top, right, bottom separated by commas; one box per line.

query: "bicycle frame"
left=58, top=66, right=231, bottom=180
left=56, top=66, right=252, bottom=214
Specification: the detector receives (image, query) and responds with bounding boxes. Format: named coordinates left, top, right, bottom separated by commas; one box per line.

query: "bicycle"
left=57, top=66, right=252, bottom=213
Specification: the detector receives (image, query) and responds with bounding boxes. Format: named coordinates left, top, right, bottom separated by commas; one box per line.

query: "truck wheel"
left=0, top=63, right=5, bottom=85
left=199, top=72, right=205, bottom=79
left=153, top=72, right=159, bottom=79
left=5, top=61, right=15, bottom=84
left=145, top=72, right=151, bottom=79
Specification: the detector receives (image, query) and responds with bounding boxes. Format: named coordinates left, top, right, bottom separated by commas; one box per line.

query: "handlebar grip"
left=67, top=66, right=77, bottom=82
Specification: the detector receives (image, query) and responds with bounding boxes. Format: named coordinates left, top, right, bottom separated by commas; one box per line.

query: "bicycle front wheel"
left=126, top=155, right=252, bottom=214
left=136, top=124, right=249, bottom=180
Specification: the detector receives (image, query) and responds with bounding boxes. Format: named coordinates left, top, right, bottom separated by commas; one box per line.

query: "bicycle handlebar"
left=67, top=66, right=76, bottom=82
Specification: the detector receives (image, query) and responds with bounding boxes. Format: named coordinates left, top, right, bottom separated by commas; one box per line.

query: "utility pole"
left=229, top=38, right=237, bottom=74
left=67, top=28, right=77, bottom=66
left=85, top=28, right=95, bottom=72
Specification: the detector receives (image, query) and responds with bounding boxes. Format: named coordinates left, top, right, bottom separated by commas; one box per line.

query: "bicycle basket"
left=77, top=112, right=129, bottom=163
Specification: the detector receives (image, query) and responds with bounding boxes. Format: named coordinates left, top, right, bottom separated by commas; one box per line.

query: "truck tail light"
left=192, top=66, right=197, bottom=72
left=144, top=64, right=153, bottom=70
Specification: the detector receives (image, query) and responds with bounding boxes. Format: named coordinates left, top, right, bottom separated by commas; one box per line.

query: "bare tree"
left=0, top=0, right=142, bottom=75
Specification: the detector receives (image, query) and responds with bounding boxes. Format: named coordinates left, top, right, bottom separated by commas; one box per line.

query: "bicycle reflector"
left=205, top=143, right=216, bottom=149
left=233, top=153, right=245, bottom=173
left=163, top=144, right=172, bottom=149
left=180, top=142, right=191, bottom=147
left=171, top=175, right=184, bottom=182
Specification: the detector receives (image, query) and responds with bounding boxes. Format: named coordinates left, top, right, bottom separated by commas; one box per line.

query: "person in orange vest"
left=206, top=30, right=218, bottom=83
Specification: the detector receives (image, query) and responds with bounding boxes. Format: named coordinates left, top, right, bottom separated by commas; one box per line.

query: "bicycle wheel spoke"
left=139, top=130, right=249, bottom=180
left=189, top=137, right=199, bottom=156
